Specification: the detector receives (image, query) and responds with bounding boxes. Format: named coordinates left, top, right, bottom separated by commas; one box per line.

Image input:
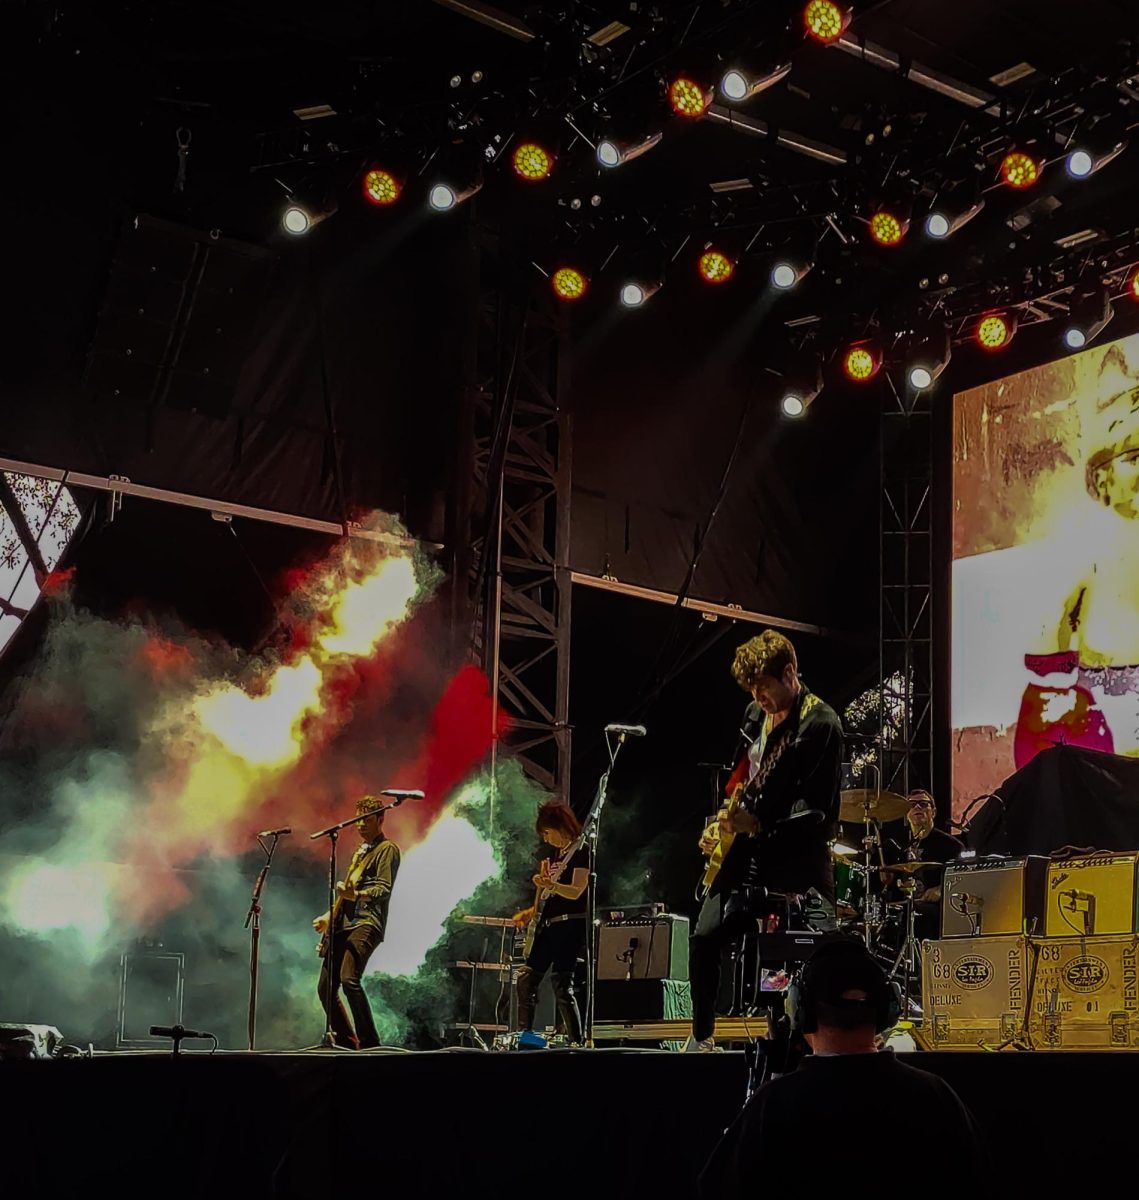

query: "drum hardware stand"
left=885, top=878, right=922, bottom=1019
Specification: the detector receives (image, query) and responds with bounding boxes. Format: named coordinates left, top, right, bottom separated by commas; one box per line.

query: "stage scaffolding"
left=879, top=385, right=934, bottom=797
left=464, top=245, right=573, bottom=812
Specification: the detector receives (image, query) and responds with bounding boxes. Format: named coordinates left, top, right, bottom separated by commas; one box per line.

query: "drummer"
left=881, top=791, right=964, bottom=935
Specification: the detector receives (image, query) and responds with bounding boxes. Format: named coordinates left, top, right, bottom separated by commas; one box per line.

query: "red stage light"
left=1130, top=268, right=1139, bottom=301
left=1001, top=151, right=1040, bottom=189
left=976, top=312, right=1016, bottom=350
left=669, top=76, right=712, bottom=119
left=363, top=168, right=401, bottom=206
left=551, top=267, right=588, bottom=301
left=844, top=342, right=882, bottom=381
left=698, top=249, right=735, bottom=284
left=803, top=1, right=851, bottom=43
left=869, top=210, right=907, bottom=246
left=512, top=141, right=554, bottom=182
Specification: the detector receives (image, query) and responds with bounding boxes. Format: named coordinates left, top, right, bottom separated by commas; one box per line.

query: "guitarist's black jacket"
left=712, top=688, right=843, bottom=902
left=341, top=836, right=401, bottom=939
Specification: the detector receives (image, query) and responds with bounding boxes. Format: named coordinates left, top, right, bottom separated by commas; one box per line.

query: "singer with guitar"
left=688, top=630, right=843, bottom=1051
left=511, top=800, right=589, bottom=1046
left=312, top=795, right=401, bottom=1050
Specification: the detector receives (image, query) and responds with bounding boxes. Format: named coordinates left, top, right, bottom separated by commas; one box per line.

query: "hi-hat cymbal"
left=839, top=788, right=909, bottom=823
left=883, top=860, right=944, bottom=874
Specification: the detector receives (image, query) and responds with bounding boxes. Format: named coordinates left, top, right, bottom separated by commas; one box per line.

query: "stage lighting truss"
left=551, top=266, right=589, bottom=301
left=719, top=59, right=792, bottom=104
left=1063, top=284, right=1113, bottom=350
left=803, top=1, right=852, bottom=44
left=597, top=130, right=663, bottom=168
left=780, top=365, right=823, bottom=417
left=362, top=167, right=402, bottom=207
left=1001, top=150, right=1040, bottom=190
left=843, top=340, right=883, bottom=382
left=698, top=247, right=735, bottom=285
left=974, top=310, right=1018, bottom=351
left=907, top=325, right=951, bottom=390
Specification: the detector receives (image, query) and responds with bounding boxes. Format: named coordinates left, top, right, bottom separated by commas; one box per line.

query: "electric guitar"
left=521, top=832, right=588, bottom=958
left=316, top=847, right=367, bottom=957
left=698, top=781, right=755, bottom=900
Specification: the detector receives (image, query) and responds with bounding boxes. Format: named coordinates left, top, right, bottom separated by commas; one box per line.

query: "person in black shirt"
left=699, top=937, right=988, bottom=1199
left=882, top=789, right=965, bottom=940
left=512, top=800, right=588, bottom=1045
left=312, top=794, right=401, bottom=1049
left=689, top=630, right=843, bottom=1050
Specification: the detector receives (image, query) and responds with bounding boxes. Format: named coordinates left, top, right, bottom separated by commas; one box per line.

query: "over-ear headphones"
left=785, top=937, right=901, bottom=1036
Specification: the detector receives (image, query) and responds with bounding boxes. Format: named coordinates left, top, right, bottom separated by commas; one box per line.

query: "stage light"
left=1063, top=285, right=1113, bottom=350
left=925, top=194, right=984, bottom=239
left=621, top=279, right=661, bottom=308
left=719, top=61, right=792, bottom=104
left=780, top=365, right=822, bottom=417
left=1001, top=151, right=1040, bottom=189
left=1066, top=138, right=1126, bottom=179
left=907, top=326, right=951, bottom=390
left=803, top=1, right=851, bottom=44
left=771, top=258, right=813, bottom=289
left=282, top=204, right=311, bottom=235
left=975, top=311, right=1017, bottom=351
left=669, top=76, right=712, bottom=119
left=843, top=341, right=882, bottom=382
left=869, top=209, right=908, bottom=246
left=1130, top=268, right=1139, bottom=301
left=512, top=141, right=555, bottom=182
left=363, top=168, right=402, bottom=207
left=551, top=267, right=588, bottom=302
left=428, top=177, right=483, bottom=211
left=698, top=249, right=735, bottom=285
left=597, top=131, right=662, bottom=168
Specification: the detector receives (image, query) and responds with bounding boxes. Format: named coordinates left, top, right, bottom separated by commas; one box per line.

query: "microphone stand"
left=245, top=830, right=286, bottom=1051
left=308, top=798, right=408, bottom=1050
left=583, top=729, right=632, bottom=1047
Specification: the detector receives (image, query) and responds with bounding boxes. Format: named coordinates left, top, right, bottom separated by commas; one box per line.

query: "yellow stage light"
left=551, top=267, right=588, bottom=301
left=869, top=210, right=906, bottom=246
left=1001, top=151, right=1040, bottom=189
left=363, top=169, right=401, bottom=206
left=512, top=142, right=554, bottom=182
left=669, top=76, right=711, bottom=118
left=804, top=1, right=850, bottom=43
left=698, top=250, right=734, bottom=284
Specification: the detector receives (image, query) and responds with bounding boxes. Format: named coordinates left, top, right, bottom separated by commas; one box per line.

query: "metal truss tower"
left=879, top=386, right=934, bottom=797
left=466, top=250, right=573, bottom=807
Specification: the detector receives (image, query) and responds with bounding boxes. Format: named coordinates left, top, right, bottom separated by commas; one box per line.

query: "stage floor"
left=5, top=1045, right=1135, bottom=1199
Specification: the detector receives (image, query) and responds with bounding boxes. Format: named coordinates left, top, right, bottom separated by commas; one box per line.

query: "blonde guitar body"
left=699, top=783, right=746, bottom=900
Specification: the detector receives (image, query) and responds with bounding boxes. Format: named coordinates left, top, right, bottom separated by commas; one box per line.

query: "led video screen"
left=952, top=333, right=1139, bottom=819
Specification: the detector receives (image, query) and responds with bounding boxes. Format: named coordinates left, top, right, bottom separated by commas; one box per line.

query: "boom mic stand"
left=582, top=728, right=634, bottom=1047
left=245, top=829, right=287, bottom=1050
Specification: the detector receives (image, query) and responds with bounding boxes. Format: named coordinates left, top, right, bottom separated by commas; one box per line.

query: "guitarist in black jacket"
left=313, top=794, right=401, bottom=1049
left=511, top=800, right=589, bottom=1046
left=688, top=630, right=843, bottom=1051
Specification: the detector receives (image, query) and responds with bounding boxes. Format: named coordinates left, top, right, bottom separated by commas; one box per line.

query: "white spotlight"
left=925, top=212, right=950, bottom=239
left=721, top=70, right=749, bottom=102
left=772, top=262, right=798, bottom=289
left=1067, top=149, right=1094, bottom=178
left=909, top=365, right=934, bottom=390
left=282, top=205, right=311, bottom=236
left=598, top=140, right=621, bottom=168
left=429, top=184, right=457, bottom=211
left=781, top=393, right=806, bottom=417
left=621, top=283, right=646, bottom=307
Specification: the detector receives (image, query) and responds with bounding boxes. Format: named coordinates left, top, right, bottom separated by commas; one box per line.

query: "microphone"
left=1061, top=888, right=1093, bottom=906
left=149, top=1024, right=213, bottom=1040
left=257, top=827, right=291, bottom=838
left=605, top=723, right=647, bottom=737
left=954, top=892, right=985, bottom=910
left=381, top=789, right=425, bottom=799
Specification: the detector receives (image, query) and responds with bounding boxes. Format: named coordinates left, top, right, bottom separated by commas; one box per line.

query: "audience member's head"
left=789, top=937, right=897, bottom=1054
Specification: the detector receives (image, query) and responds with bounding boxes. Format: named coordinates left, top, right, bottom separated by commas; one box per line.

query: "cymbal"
left=839, top=789, right=909, bottom=823
left=828, top=840, right=860, bottom=860
left=883, top=860, right=944, bottom=874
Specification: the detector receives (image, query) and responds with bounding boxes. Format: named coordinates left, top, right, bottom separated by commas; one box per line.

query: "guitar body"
left=317, top=894, right=345, bottom=957
left=699, top=783, right=745, bottom=899
left=521, top=885, right=544, bottom=959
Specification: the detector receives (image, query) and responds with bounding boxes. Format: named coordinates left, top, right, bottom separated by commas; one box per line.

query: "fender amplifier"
left=1044, top=853, right=1139, bottom=937
left=941, top=856, right=1048, bottom=938
left=597, top=914, right=689, bottom=981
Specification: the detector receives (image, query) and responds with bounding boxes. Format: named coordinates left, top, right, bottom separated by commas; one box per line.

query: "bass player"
left=688, top=630, right=844, bottom=1051
left=511, top=800, right=589, bottom=1047
left=312, top=794, right=401, bottom=1050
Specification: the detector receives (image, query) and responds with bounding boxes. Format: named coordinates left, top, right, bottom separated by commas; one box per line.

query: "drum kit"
left=829, top=788, right=944, bottom=1015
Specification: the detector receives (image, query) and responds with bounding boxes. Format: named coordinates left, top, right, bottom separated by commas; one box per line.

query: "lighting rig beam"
left=431, top=0, right=536, bottom=42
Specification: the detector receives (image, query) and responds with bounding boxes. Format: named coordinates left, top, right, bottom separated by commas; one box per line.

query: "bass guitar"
left=521, top=831, right=588, bottom=958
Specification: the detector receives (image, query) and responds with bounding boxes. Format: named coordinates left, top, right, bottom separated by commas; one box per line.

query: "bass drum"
left=833, top=859, right=865, bottom=923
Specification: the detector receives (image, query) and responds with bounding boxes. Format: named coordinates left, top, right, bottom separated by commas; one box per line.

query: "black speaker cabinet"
left=593, top=979, right=692, bottom=1022
left=597, top=915, right=689, bottom=981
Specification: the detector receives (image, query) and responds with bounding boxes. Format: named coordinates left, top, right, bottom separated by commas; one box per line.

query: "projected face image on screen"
left=952, top=333, right=1139, bottom=819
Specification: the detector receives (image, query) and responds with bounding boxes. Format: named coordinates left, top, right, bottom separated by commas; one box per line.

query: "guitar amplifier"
left=1029, top=935, right=1139, bottom=1048
left=921, top=937, right=1028, bottom=1049
left=597, top=914, right=689, bottom=981
left=941, top=856, right=1048, bottom=938
left=1044, top=853, right=1139, bottom=937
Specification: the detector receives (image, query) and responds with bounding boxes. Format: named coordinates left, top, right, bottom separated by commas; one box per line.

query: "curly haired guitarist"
left=688, top=630, right=843, bottom=1051
left=312, top=794, right=401, bottom=1049
left=511, top=800, right=589, bottom=1046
